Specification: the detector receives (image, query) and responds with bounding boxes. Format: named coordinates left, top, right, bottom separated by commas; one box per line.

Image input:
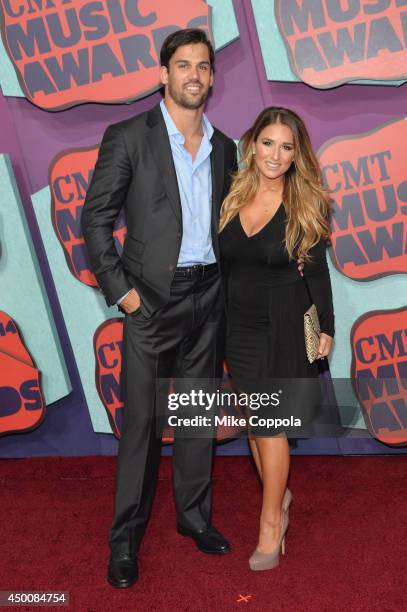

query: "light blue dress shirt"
left=118, top=101, right=216, bottom=304
left=160, top=99, right=216, bottom=266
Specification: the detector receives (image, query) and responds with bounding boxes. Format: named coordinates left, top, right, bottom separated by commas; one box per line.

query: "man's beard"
left=168, top=81, right=209, bottom=110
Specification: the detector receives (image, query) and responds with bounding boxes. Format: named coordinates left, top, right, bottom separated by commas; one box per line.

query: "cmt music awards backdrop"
left=0, top=0, right=406, bottom=458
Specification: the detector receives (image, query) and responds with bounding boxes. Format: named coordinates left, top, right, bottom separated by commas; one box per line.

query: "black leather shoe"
left=177, top=524, right=231, bottom=554
left=107, top=554, right=138, bottom=588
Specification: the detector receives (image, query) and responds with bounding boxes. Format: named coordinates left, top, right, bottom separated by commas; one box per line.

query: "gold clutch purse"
left=304, top=302, right=321, bottom=364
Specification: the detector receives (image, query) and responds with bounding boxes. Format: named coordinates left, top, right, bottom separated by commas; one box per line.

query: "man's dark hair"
left=160, top=28, right=215, bottom=71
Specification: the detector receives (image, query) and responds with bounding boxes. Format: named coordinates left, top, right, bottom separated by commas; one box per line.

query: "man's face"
left=160, top=43, right=213, bottom=110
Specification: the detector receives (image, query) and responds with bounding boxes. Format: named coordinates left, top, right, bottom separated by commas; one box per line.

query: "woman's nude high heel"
left=249, top=489, right=292, bottom=571
left=282, top=488, right=292, bottom=513
left=249, top=510, right=289, bottom=571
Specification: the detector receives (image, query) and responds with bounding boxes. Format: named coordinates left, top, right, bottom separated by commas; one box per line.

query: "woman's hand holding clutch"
left=317, top=333, right=333, bottom=359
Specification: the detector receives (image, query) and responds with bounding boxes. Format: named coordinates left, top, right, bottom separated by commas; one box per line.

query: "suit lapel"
left=146, top=107, right=182, bottom=224
left=145, top=106, right=225, bottom=231
left=210, top=131, right=225, bottom=231
left=210, top=131, right=225, bottom=260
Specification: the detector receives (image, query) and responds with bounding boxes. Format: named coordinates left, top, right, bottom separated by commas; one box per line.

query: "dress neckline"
left=238, top=202, right=283, bottom=239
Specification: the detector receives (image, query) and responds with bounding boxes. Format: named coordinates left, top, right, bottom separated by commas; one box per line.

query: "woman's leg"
left=249, top=437, right=262, bottom=481
left=254, top=435, right=290, bottom=553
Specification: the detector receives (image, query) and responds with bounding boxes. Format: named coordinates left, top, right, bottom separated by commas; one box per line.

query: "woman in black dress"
left=219, top=107, right=334, bottom=571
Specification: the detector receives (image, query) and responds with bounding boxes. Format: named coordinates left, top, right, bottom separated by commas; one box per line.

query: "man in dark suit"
left=81, top=29, right=237, bottom=588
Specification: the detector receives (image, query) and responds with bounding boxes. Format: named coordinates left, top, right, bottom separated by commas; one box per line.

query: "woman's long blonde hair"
left=219, top=107, right=331, bottom=260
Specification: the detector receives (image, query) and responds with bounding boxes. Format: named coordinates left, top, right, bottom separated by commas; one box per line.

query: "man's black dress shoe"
left=107, top=554, right=138, bottom=588
left=177, top=524, right=231, bottom=554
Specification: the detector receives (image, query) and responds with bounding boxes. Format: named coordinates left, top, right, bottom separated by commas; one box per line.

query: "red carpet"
left=1, top=455, right=406, bottom=611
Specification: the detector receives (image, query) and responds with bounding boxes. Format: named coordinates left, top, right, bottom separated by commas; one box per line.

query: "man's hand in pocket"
left=121, top=288, right=141, bottom=314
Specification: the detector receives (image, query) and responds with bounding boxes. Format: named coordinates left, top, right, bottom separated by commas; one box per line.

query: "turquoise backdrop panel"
left=328, top=255, right=407, bottom=430
left=32, top=186, right=118, bottom=433
left=208, top=0, right=239, bottom=49
left=0, top=155, right=71, bottom=404
left=0, top=34, right=22, bottom=96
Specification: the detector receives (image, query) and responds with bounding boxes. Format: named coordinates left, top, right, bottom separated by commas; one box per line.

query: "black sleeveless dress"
left=219, top=203, right=335, bottom=436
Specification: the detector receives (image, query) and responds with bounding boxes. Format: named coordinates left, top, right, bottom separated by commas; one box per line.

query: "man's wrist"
left=117, top=290, right=131, bottom=305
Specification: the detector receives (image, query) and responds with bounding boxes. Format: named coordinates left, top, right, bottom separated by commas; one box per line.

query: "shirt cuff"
left=117, top=290, right=131, bottom=305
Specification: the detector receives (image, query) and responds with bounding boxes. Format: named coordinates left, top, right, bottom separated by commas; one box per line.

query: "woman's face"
left=252, top=122, right=295, bottom=182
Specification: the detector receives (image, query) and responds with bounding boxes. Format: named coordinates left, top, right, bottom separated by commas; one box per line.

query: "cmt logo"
left=50, top=146, right=126, bottom=287
left=351, top=307, right=407, bottom=445
left=0, top=0, right=210, bottom=110
left=276, top=1, right=407, bottom=88
left=319, top=119, right=407, bottom=281
left=0, top=311, right=45, bottom=435
left=94, top=318, right=124, bottom=438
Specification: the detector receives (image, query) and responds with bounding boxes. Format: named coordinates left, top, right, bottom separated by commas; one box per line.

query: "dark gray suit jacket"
left=81, top=103, right=237, bottom=318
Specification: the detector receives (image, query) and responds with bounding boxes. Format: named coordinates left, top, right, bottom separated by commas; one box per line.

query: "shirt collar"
left=160, top=99, right=214, bottom=142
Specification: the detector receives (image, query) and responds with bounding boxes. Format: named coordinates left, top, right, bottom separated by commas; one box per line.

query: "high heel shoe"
left=249, top=509, right=289, bottom=571
left=282, top=488, right=292, bottom=513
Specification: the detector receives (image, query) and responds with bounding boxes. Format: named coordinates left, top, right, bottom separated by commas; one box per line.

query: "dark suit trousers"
left=109, top=268, right=223, bottom=555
